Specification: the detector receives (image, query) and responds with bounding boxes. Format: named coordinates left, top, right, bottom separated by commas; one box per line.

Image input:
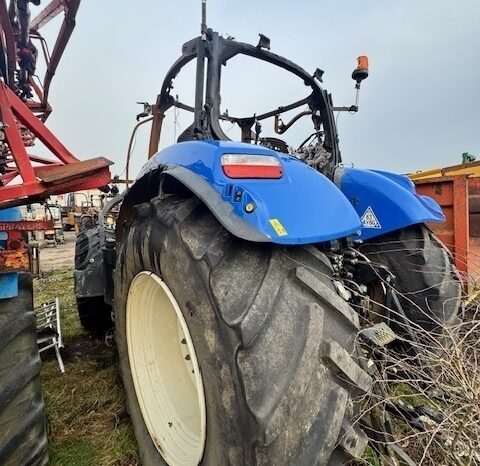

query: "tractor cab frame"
left=148, top=29, right=343, bottom=177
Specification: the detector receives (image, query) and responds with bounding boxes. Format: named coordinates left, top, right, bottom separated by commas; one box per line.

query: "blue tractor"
left=77, top=13, right=461, bottom=466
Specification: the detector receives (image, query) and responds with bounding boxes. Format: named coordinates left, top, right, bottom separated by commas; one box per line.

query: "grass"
left=362, top=447, right=383, bottom=466
left=34, top=267, right=139, bottom=466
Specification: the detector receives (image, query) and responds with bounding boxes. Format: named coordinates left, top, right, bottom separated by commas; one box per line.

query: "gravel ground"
left=39, top=231, right=76, bottom=273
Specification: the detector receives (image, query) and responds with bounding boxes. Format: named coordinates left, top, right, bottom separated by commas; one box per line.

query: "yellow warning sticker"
left=269, top=218, right=288, bottom=236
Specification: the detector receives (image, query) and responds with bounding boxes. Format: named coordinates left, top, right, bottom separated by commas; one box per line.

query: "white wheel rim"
left=126, top=271, right=206, bottom=466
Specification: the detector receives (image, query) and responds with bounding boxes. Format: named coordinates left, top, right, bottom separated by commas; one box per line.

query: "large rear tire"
left=114, top=196, right=371, bottom=465
left=360, top=224, right=462, bottom=332
left=0, top=273, right=48, bottom=466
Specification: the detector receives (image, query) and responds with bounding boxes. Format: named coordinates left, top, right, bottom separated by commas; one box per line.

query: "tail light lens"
left=221, top=154, right=283, bottom=179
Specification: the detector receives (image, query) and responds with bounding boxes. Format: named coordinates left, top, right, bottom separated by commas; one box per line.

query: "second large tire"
left=114, top=195, right=371, bottom=466
left=0, top=273, right=48, bottom=466
left=360, top=224, right=462, bottom=332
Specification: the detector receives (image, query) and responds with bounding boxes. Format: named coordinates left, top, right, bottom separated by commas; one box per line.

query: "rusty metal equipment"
left=0, top=0, right=113, bottom=289
left=0, top=3, right=112, bottom=463
left=29, top=238, right=39, bottom=275
left=44, top=202, right=64, bottom=245
left=0, top=0, right=112, bottom=209
left=0, top=218, right=52, bottom=273
left=414, top=176, right=469, bottom=276
left=409, top=160, right=480, bottom=182
left=410, top=160, right=480, bottom=279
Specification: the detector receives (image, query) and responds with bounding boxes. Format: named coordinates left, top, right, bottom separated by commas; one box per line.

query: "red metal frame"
left=415, top=176, right=469, bottom=277
left=0, top=219, right=53, bottom=272
left=0, top=0, right=111, bottom=208
left=0, top=219, right=52, bottom=231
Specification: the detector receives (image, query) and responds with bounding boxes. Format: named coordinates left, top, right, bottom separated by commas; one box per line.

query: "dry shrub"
left=352, top=250, right=480, bottom=466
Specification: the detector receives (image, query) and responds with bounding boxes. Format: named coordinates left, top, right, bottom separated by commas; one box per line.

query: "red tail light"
left=221, top=154, right=283, bottom=179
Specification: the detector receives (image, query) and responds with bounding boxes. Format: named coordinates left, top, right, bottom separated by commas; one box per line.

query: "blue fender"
left=334, top=167, right=444, bottom=241
left=139, top=140, right=362, bottom=244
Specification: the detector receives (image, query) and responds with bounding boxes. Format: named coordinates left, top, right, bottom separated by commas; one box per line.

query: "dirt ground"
left=35, top=232, right=139, bottom=465
left=39, top=231, right=76, bottom=272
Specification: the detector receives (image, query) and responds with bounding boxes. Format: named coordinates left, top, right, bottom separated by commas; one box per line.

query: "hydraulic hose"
left=125, top=117, right=153, bottom=188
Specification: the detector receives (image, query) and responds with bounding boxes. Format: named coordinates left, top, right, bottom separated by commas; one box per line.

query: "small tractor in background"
left=75, top=4, right=461, bottom=465
left=0, top=1, right=111, bottom=465
left=60, top=190, right=114, bottom=232
left=43, top=202, right=64, bottom=245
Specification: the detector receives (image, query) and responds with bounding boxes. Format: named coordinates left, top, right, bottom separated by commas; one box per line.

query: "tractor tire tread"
left=0, top=273, right=48, bottom=466
left=115, top=195, right=369, bottom=465
left=360, top=224, right=461, bottom=331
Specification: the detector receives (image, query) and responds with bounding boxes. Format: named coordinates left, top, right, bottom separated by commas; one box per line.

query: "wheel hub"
left=126, top=271, right=206, bottom=466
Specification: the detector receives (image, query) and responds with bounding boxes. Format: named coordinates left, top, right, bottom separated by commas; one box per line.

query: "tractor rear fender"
left=334, top=167, right=445, bottom=241
left=117, top=140, right=362, bottom=245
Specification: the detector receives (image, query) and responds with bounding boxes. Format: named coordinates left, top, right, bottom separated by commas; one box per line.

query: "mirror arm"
left=333, top=78, right=364, bottom=113
left=332, top=105, right=358, bottom=113
left=354, top=82, right=361, bottom=108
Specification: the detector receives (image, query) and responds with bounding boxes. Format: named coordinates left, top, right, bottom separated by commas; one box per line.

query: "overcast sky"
left=37, top=0, right=479, bottom=178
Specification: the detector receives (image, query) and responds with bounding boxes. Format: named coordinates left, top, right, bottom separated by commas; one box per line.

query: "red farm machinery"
left=0, top=2, right=111, bottom=464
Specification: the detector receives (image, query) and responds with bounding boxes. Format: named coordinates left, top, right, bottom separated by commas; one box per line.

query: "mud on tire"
left=114, top=195, right=371, bottom=465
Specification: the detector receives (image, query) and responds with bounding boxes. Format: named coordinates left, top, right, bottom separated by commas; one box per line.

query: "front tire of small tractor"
left=0, top=273, right=48, bottom=466
left=74, top=229, right=114, bottom=334
left=114, top=196, right=371, bottom=466
left=360, top=224, right=462, bottom=332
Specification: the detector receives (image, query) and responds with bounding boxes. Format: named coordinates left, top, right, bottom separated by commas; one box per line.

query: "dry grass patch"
left=358, top=298, right=480, bottom=465
left=34, top=267, right=139, bottom=465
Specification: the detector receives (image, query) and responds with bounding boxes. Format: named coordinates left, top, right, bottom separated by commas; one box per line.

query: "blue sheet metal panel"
left=336, top=167, right=444, bottom=241
left=0, top=207, right=22, bottom=299
left=0, top=273, right=19, bottom=299
left=144, top=140, right=362, bottom=244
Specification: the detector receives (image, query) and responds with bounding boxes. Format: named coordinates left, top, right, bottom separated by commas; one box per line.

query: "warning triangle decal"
left=361, top=206, right=381, bottom=229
